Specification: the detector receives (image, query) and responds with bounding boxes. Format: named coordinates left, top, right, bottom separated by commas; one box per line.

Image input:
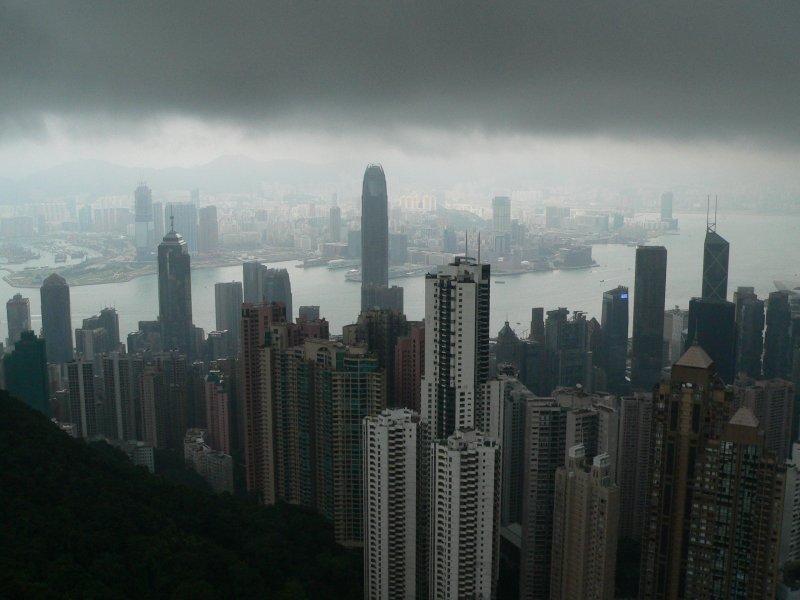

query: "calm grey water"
left=1, top=212, right=797, bottom=343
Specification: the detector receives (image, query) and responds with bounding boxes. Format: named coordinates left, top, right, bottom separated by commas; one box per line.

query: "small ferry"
left=295, top=257, right=330, bottom=269
left=327, top=259, right=361, bottom=270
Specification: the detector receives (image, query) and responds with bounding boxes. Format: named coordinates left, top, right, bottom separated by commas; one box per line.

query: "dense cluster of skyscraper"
left=3, top=172, right=800, bottom=600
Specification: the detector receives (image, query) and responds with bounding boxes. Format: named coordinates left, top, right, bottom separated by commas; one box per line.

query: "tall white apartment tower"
left=430, top=429, right=501, bottom=600
left=363, top=408, right=429, bottom=600
left=421, top=257, right=491, bottom=440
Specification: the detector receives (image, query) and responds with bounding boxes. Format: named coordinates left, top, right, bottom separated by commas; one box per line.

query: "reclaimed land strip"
left=2, top=249, right=309, bottom=288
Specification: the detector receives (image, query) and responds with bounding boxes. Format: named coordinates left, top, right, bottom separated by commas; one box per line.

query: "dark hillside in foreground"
left=0, top=391, right=361, bottom=599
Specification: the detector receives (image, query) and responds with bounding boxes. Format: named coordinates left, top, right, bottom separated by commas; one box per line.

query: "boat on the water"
left=296, top=257, right=330, bottom=269
left=327, top=259, right=361, bottom=270
left=345, top=264, right=431, bottom=282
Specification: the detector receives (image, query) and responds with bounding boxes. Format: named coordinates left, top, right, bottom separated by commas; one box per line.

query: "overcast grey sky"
left=1, top=1, right=799, bottom=190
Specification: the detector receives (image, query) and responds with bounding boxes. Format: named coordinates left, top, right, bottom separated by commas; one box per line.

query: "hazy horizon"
left=1, top=2, right=799, bottom=199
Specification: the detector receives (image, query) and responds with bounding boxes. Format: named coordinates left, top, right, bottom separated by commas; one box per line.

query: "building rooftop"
left=704, top=229, right=729, bottom=246
left=675, top=342, right=714, bottom=369
left=497, top=321, right=519, bottom=342
left=42, top=272, right=67, bottom=287
left=161, top=230, right=185, bottom=244
left=729, top=407, right=759, bottom=429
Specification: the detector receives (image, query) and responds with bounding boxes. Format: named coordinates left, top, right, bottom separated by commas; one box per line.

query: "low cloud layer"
left=1, top=2, right=799, bottom=147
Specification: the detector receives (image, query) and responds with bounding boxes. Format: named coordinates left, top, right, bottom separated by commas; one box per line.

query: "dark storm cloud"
left=1, top=1, right=798, bottom=144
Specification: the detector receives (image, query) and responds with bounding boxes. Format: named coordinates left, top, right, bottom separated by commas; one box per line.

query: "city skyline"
left=2, top=171, right=798, bottom=599
left=1, top=4, right=798, bottom=599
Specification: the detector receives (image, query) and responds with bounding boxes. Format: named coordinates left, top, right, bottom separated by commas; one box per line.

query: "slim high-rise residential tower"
left=492, top=195, right=512, bottom=253
left=684, top=408, right=783, bottom=599
left=76, top=308, right=121, bottom=357
left=550, top=447, right=619, bottom=600
left=214, top=281, right=243, bottom=355
left=492, top=196, right=511, bottom=234
left=157, top=220, right=194, bottom=357
left=101, top=352, right=142, bottom=442
left=631, top=246, right=667, bottom=390
left=198, top=205, right=219, bottom=253
left=240, top=303, right=292, bottom=505
left=430, top=429, right=501, bottom=600
left=639, top=344, right=733, bottom=599
left=263, top=268, right=293, bottom=321
left=734, top=378, right=795, bottom=462
left=617, top=392, right=654, bottom=542
left=530, top=307, right=545, bottom=342
left=242, top=261, right=263, bottom=304
left=329, top=205, right=341, bottom=242
left=519, top=399, right=568, bottom=600
left=241, top=262, right=293, bottom=319
left=40, top=273, right=73, bottom=365
left=601, top=285, right=629, bottom=393
left=345, top=309, right=409, bottom=407
left=318, top=345, right=385, bottom=547
left=140, top=364, right=168, bottom=449
left=97, top=307, right=120, bottom=351
left=500, top=377, right=535, bottom=527
left=394, top=321, right=425, bottom=412
left=134, top=184, right=155, bottom=260
left=205, top=370, right=231, bottom=454
left=764, top=290, right=792, bottom=379
left=418, top=256, right=498, bottom=597
left=6, top=292, right=31, bottom=346
left=360, top=164, right=390, bottom=312
left=148, top=351, right=190, bottom=451
left=735, top=287, right=765, bottom=378
left=421, top=257, right=490, bottom=439
left=363, top=408, right=429, bottom=600
left=260, top=335, right=385, bottom=547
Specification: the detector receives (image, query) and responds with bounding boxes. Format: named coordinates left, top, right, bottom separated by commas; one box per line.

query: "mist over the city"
left=1, top=1, right=799, bottom=195
left=1, top=3, right=799, bottom=600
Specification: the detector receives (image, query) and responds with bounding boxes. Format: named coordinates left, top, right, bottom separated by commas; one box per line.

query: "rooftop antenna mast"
left=465, top=230, right=468, bottom=258
left=706, top=195, right=717, bottom=233
left=714, top=195, right=718, bottom=228
left=477, top=232, right=481, bottom=264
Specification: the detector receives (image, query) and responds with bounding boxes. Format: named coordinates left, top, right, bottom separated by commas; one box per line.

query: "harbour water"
left=0, top=211, right=797, bottom=344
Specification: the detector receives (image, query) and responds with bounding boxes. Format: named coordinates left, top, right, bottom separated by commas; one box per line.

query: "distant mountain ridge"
left=0, top=155, right=360, bottom=202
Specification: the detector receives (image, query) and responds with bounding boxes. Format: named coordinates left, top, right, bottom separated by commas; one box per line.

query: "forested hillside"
left=0, top=391, right=362, bottom=599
